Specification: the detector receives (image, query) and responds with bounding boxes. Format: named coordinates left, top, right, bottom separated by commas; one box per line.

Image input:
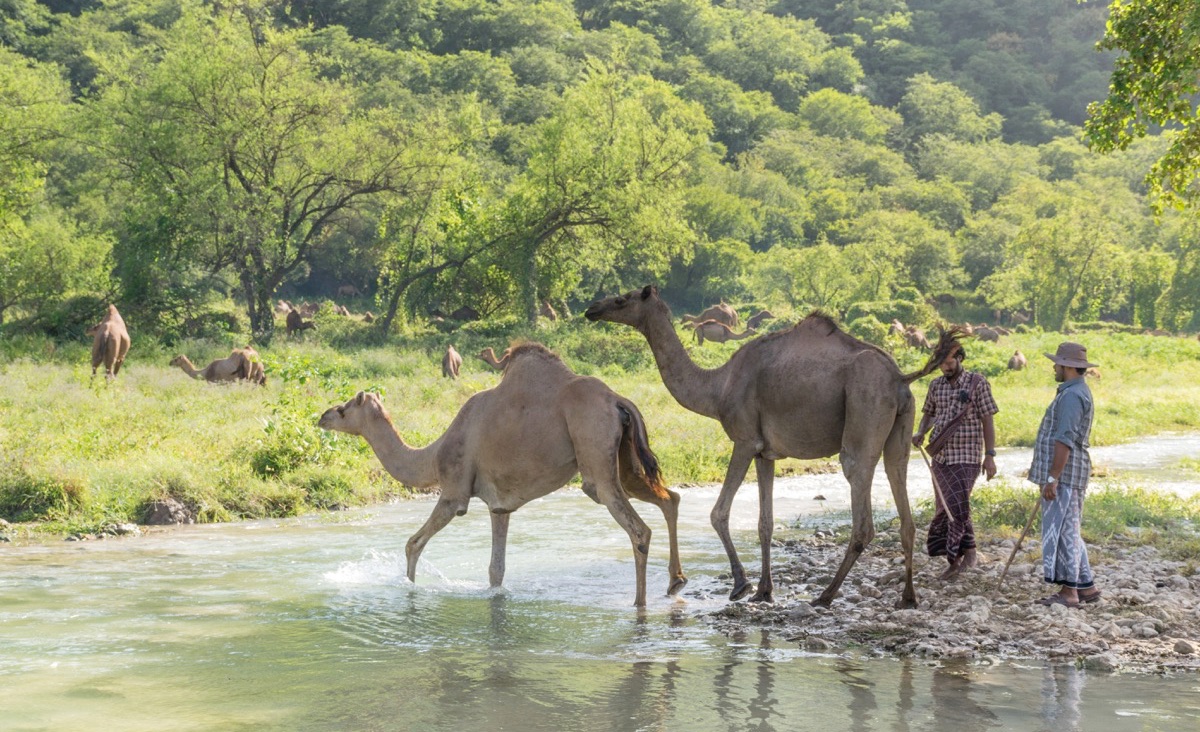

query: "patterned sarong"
left=925, top=461, right=981, bottom=561
left=1042, top=483, right=1094, bottom=589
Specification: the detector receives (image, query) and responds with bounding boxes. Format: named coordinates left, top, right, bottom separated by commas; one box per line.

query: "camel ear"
left=354, top=391, right=367, bottom=406
left=641, top=285, right=654, bottom=299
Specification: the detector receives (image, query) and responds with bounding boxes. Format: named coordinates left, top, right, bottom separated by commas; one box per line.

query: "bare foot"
left=961, top=548, right=978, bottom=570
left=938, top=558, right=962, bottom=580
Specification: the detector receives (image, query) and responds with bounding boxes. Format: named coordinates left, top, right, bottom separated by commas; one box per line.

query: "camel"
left=902, top=326, right=930, bottom=349
left=170, top=346, right=265, bottom=385
left=746, top=309, right=775, bottom=330
left=296, top=302, right=319, bottom=317
left=539, top=301, right=558, bottom=321
left=585, top=285, right=952, bottom=608
left=974, top=326, right=1000, bottom=342
left=363, top=311, right=375, bottom=323
left=687, top=320, right=756, bottom=345
left=889, top=319, right=906, bottom=337
left=1007, top=350, right=1027, bottom=370
left=681, top=301, right=738, bottom=328
left=286, top=309, right=316, bottom=337
left=88, top=304, right=131, bottom=379
left=442, top=345, right=462, bottom=379
left=477, top=347, right=511, bottom=372
left=333, top=304, right=351, bottom=317
left=317, top=343, right=687, bottom=606
left=337, top=284, right=362, bottom=298
left=275, top=300, right=294, bottom=316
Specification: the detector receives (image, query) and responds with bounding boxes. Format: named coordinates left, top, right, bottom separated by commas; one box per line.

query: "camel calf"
left=319, top=344, right=687, bottom=606
left=688, top=320, right=755, bottom=344
left=1007, top=350, right=1027, bottom=370
left=746, top=309, right=775, bottom=330
left=88, top=304, right=131, bottom=379
left=442, top=345, right=462, bottom=379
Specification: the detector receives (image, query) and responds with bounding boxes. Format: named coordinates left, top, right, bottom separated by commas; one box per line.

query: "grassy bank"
left=1, top=317, right=1198, bottom=536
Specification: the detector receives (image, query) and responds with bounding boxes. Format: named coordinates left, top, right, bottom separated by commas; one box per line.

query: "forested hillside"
left=2, top=0, right=1197, bottom=342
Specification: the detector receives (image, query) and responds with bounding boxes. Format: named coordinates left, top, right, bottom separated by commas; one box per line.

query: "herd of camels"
left=88, top=288, right=1019, bottom=609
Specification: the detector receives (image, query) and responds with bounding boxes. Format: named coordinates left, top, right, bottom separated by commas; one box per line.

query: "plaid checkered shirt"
left=1028, top=376, right=1094, bottom=490
left=921, top=370, right=999, bottom=465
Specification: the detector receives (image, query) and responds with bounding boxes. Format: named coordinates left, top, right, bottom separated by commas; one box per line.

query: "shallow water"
left=2, top=435, right=1198, bottom=731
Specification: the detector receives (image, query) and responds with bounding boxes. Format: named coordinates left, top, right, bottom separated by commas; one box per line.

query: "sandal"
left=1079, top=589, right=1102, bottom=604
left=1037, top=594, right=1079, bottom=608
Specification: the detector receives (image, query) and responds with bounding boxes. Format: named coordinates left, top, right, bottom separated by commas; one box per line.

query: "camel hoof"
left=667, top=576, right=689, bottom=596
left=729, top=581, right=755, bottom=602
left=810, top=596, right=833, bottom=609
left=750, top=590, right=773, bottom=603
left=896, top=594, right=919, bottom=610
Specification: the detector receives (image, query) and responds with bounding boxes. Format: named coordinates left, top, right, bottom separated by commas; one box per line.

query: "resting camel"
left=317, top=343, right=687, bottom=606
left=1007, top=350, right=1027, bottom=370
left=363, top=311, right=375, bottom=323
left=586, top=285, right=951, bottom=608
left=442, top=345, right=462, bottom=379
left=286, top=309, right=316, bottom=337
left=477, top=347, right=511, bottom=372
left=681, top=301, right=739, bottom=328
left=974, top=326, right=1000, bottom=342
left=170, top=346, right=266, bottom=385
left=88, top=304, right=131, bottom=379
left=746, top=309, right=775, bottom=330
left=688, top=320, right=756, bottom=345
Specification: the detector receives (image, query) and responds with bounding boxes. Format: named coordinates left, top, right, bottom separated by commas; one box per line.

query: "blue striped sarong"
left=1041, top=483, right=1094, bottom=590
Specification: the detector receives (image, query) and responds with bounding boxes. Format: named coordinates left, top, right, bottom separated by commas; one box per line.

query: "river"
left=2, top=435, right=1198, bottom=730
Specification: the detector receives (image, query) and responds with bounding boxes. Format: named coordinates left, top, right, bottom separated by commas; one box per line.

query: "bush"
left=0, top=468, right=89, bottom=522
left=846, top=315, right=888, bottom=345
left=845, top=299, right=935, bottom=327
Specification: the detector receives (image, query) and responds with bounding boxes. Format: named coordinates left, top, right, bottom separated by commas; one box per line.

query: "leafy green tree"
left=796, top=88, right=901, bottom=144
left=496, top=65, right=712, bottom=321
left=1084, top=0, right=1200, bottom=210
left=748, top=241, right=852, bottom=312
left=895, top=73, right=1002, bottom=152
left=88, top=5, right=463, bottom=341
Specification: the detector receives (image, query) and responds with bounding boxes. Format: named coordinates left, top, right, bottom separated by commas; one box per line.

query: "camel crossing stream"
left=2, top=436, right=1199, bottom=730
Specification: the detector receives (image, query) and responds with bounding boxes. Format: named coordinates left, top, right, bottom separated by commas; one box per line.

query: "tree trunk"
left=243, top=274, right=276, bottom=345
left=522, top=245, right=539, bottom=325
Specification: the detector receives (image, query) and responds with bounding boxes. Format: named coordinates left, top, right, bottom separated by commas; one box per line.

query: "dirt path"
left=700, top=529, right=1200, bottom=673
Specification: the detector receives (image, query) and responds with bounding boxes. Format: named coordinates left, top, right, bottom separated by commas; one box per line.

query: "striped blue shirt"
left=1028, top=377, right=1093, bottom=490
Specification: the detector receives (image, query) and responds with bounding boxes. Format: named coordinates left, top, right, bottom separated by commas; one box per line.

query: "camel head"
left=584, top=285, right=667, bottom=329
left=318, top=391, right=389, bottom=435
left=169, top=355, right=189, bottom=368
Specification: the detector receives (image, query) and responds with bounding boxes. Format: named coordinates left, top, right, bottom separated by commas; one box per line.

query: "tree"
left=88, top=5, right=462, bottom=341
left=895, top=73, right=1002, bottom=152
left=1084, top=0, right=1200, bottom=211
left=496, top=65, right=712, bottom=321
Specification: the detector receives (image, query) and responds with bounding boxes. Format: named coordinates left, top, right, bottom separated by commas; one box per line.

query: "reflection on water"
left=2, top=435, right=1200, bottom=730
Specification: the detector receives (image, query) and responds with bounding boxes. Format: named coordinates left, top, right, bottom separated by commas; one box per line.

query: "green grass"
left=2, top=317, right=1198, bottom=536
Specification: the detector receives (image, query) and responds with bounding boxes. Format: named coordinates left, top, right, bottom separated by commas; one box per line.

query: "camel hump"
left=617, top=400, right=668, bottom=501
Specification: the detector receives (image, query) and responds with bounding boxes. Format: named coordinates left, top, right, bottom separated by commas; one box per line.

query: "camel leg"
left=622, top=471, right=687, bottom=596
left=816, top=441, right=883, bottom=607
left=750, top=456, right=775, bottom=603
left=712, top=442, right=757, bottom=601
left=883, top=412, right=919, bottom=608
left=488, top=510, right=510, bottom=588
left=405, top=498, right=463, bottom=583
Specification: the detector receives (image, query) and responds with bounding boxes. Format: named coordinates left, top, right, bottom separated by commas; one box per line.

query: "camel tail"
left=617, top=401, right=669, bottom=501
left=902, top=327, right=965, bottom=384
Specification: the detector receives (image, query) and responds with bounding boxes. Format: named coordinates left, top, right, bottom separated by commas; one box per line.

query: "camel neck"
left=641, top=310, right=724, bottom=419
left=175, top=357, right=200, bottom=378
left=359, top=418, right=442, bottom=489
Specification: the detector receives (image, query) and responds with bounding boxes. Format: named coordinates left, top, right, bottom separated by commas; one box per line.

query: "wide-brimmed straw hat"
left=1044, top=341, right=1097, bottom=369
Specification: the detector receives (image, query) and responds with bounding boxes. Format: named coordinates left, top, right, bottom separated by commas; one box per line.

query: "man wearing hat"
left=1029, top=342, right=1101, bottom=607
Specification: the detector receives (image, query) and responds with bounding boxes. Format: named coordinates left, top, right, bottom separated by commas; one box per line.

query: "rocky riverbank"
left=701, top=530, right=1200, bottom=673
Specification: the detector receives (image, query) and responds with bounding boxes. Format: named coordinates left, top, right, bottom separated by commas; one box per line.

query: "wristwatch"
left=1046, top=475, right=1058, bottom=485
left=985, top=449, right=997, bottom=457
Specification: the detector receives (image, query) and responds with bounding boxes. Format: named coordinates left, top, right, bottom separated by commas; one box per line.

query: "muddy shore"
left=700, top=530, right=1200, bottom=674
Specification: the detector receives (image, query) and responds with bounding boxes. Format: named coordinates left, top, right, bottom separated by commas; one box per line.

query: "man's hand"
left=983, top=455, right=997, bottom=480
left=1041, top=481, right=1058, bottom=501
left=911, top=433, right=925, bottom=448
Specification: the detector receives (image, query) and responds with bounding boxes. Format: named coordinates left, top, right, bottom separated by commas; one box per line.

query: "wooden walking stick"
left=917, top=445, right=955, bottom=525
left=996, top=494, right=1042, bottom=591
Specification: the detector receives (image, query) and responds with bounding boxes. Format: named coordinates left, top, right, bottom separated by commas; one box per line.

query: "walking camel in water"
left=318, top=343, right=687, bottom=606
left=586, top=286, right=950, bottom=607
left=87, top=304, right=131, bottom=379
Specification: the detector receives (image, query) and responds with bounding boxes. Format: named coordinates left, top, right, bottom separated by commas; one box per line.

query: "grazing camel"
left=317, top=343, right=687, bottom=606
left=337, top=284, right=362, bottom=298
left=333, top=304, right=351, bottom=317
left=286, top=309, right=316, bottom=337
left=688, top=320, right=756, bottom=345
left=1007, top=350, right=1027, bottom=370
left=681, top=301, right=739, bottom=328
left=746, top=309, right=776, bottom=330
left=477, top=347, right=511, bottom=372
left=442, top=345, right=462, bottom=379
left=889, top=319, right=907, bottom=337
left=974, top=326, right=1000, bottom=342
left=539, top=301, right=558, bottom=321
left=586, top=285, right=950, bottom=608
left=170, top=346, right=266, bottom=385
left=88, top=304, right=131, bottom=379
left=903, top=326, right=931, bottom=349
